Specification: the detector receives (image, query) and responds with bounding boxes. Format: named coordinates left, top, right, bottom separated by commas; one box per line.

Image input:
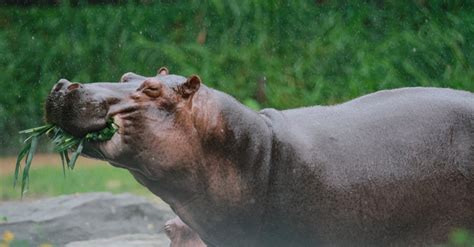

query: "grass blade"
left=15, top=119, right=117, bottom=196
left=22, top=125, right=54, bottom=143
left=64, top=151, right=71, bottom=168
left=14, top=142, right=31, bottom=187
left=60, top=151, right=67, bottom=177
left=20, top=135, right=39, bottom=197
left=54, top=138, right=80, bottom=153
left=18, top=124, right=53, bottom=134
left=68, top=139, right=84, bottom=170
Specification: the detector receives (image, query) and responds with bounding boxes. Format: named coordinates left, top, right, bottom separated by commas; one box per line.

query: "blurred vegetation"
left=0, top=164, right=148, bottom=200
left=0, top=0, right=473, bottom=154
left=442, top=228, right=474, bottom=247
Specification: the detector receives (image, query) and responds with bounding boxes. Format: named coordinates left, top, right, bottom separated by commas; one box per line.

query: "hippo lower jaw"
left=82, top=112, right=158, bottom=179
left=81, top=114, right=128, bottom=161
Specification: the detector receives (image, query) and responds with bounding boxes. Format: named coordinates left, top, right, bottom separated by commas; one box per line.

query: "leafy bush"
left=0, top=0, right=473, bottom=154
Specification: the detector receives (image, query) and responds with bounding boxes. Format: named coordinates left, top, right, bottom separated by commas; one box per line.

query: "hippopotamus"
left=45, top=67, right=474, bottom=246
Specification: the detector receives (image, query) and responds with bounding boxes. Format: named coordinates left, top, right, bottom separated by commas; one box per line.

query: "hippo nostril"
left=120, top=72, right=132, bottom=83
left=52, top=79, right=71, bottom=93
left=67, top=83, right=82, bottom=91
left=53, top=82, right=64, bottom=92
left=120, top=72, right=146, bottom=83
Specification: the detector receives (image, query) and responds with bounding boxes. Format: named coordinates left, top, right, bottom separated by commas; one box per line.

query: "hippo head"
left=45, top=67, right=210, bottom=178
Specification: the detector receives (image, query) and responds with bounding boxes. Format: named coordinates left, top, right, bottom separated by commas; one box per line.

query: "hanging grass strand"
left=20, top=135, right=39, bottom=197
left=13, top=141, right=31, bottom=187
left=68, top=139, right=84, bottom=170
left=60, top=150, right=67, bottom=177
left=14, top=119, right=118, bottom=197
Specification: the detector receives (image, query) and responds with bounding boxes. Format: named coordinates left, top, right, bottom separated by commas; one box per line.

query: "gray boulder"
left=0, top=192, right=174, bottom=246
left=65, top=234, right=170, bottom=247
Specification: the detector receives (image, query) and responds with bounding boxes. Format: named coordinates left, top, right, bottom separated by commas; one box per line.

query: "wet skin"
left=45, top=67, right=474, bottom=246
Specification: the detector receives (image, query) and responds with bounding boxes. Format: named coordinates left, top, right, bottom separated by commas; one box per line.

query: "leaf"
left=20, top=135, right=39, bottom=197
left=14, top=141, right=31, bottom=187
left=60, top=151, right=67, bottom=177
left=68, top=139, right=84, bottom=170
left=64, top=151, right=70, bottom=168
left=15, top=119, right=118, bottom=196
left=22, top=125, right=54, bottom=143
left=18, top=124, right=53, bottom=134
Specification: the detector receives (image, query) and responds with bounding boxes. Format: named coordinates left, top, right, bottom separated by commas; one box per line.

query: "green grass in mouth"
left=14, top=119, right=118, bottom=196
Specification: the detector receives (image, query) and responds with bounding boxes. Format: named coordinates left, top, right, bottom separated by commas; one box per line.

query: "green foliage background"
left=0, top=0, right=473, bottom=154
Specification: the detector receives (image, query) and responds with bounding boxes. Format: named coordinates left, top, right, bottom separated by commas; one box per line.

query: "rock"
left=65, top=233, right=170, bottom=247
left=0, top=192, right=174, bottom=246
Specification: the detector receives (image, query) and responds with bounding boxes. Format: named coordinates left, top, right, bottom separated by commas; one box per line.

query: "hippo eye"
left=143, top=87, right=161, bottom=98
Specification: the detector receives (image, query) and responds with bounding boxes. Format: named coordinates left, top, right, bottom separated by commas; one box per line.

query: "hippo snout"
left=45, top=79, right=119, bottom=137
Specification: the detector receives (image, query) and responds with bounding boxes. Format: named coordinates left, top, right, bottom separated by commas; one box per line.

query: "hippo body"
left=256, top=87, right=474, bottom=246
left=45, top=70, right=474, bottom=247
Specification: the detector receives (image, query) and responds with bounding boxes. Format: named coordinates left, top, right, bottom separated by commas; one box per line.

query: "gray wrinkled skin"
left=45, top=70, right=474, bottom=247
left=259, top=87, right=474, bottom=246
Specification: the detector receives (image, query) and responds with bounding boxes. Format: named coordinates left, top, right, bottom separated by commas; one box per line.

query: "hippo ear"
left=158, top=67, right=169, bottom=76
left=178, top=75, right=201, bottom=98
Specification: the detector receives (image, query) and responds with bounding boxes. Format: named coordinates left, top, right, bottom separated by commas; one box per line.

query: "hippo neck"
left=168, top=86, right=275, bottom=244
left=199, top=87, right=274, bottom=203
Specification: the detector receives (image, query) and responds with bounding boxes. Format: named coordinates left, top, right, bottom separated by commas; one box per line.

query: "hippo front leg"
left=165, top=217, right=207, bottom=247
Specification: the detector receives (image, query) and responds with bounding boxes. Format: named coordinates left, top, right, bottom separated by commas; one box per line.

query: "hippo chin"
left=45, top=67, right=474, bottom=247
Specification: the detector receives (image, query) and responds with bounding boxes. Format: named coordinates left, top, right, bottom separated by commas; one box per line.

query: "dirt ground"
left=0, top=153, right=106, bottom=176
